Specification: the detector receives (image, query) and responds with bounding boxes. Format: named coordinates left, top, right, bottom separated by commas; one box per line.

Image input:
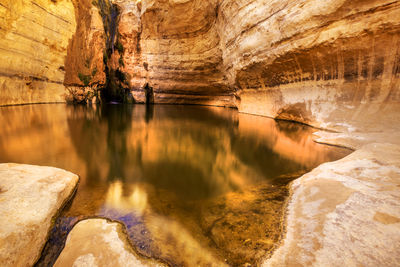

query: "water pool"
left=0, top=104, right=350, bottom=266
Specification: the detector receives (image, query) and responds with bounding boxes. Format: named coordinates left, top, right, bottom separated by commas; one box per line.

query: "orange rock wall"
left=1, top=0, right=400, bottom=129
left=0, top=0, right=76, bottom=105
left=219, top=0, right=400, bottom=129
left=118, top=0, right=234, bottom=106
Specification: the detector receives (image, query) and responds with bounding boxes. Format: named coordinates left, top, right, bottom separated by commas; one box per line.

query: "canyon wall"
left=63, top=0, right=106, bottom=103
left=0, top=0, right=76, bottom=105
left=2, top=0, right=399, bottom=120
left=64, top=0, right=236, bottom=105
left=219, top=0, right=400, bottom=130
left=117, top=0, right=234, bottom=106
left=109, top=0, right=400, bottom=125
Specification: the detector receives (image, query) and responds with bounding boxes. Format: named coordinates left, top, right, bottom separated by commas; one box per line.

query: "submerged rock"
left=54, top=218, right=163, bottom=267
left=0, top=163, right=78, bottom=266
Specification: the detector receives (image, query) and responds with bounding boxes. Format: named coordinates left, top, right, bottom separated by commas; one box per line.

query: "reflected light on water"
left=0, top=104, right=351, bottom=266
left=105, top=181, right=148, bottom=215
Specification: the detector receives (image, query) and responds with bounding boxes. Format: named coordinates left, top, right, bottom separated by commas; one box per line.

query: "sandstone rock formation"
left=225, top=0, right=400, bottom=129
left=0, top=0, right=76, bottom=105
left=0, top=163, right=78, bottom=266
left=1, top=0, right=400, bottom=265
left=54, top=218, right=163, bottom=267
left=63, top=0, right=400, bottom=114
left=63, top=0, right=106, bottom=103
left=120, top=0, right=234, bottom=106
left=264, top=143, right=400, bottom=266
left=2, top=0, right=399, bottom=112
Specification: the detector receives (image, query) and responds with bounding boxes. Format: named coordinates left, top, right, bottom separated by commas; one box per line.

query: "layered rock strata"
left=78, top=0, right=400, bottom=111
left=0, top=163, right=78, bottom=266
left=63, top=0, right=106, bottom=103
left=1, top=0, right=400, bottom=265
left=0, top=0, right=76, bottom=105
left=61, top=0, right=236, bottom=105
left=220, top=0, right=400, bottom=128
left=3, top=0, right=399, bottom=109
left=124, top=0, right=234, bottom=105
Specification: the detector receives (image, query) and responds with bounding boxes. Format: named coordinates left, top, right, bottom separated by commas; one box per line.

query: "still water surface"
left=0, top=104, right=350, bottom=266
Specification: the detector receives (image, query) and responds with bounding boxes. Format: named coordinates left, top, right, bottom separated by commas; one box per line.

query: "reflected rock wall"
left=0, top=104, right=348, bottom=265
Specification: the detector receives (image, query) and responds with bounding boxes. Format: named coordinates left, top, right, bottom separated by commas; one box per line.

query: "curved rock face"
left=2, top=0, right=399, bottom=115
left=0, top=0, right=76, bottom=106
left=109, top=0, right=400, bottom=116
left=220, top=0, right=400, bottom=128
left=118, top=0, right=234, bottom=106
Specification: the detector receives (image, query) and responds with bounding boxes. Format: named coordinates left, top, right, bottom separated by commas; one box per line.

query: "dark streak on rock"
left=0, top=72, right=64, bottom=85
left=21, top=15, right=62, bottom=35
left=0, top=2, right=9, bottom=9
left=30, top=1, right=71, bottom=24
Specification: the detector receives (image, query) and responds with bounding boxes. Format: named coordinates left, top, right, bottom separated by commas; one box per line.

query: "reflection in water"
left=105, top=182, right=148, bottom=215
left=0, top=104, right=350, bottom=266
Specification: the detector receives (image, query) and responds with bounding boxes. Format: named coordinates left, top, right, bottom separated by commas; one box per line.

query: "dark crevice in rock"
left=94, top=0, right=131, bottom=103
left=34, top=177, right=80, bottom=267
left=144, top=83, right=154, bottom=105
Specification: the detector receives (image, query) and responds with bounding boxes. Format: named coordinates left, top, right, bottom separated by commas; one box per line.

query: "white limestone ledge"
left=264, top=143, right=400, bottom=266
left=0, top=163, right=79, bottom=266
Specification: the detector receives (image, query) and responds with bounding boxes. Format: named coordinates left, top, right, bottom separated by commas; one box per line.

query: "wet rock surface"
left=265, top=143, right=400, bottom=266
left=54, top=218, right=163, bottom=267
left=0, top=163, right=78, bottom=266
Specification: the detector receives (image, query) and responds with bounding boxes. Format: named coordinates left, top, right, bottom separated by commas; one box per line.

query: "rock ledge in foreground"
left=55, top=218, right=164, bottom=267
left=0, top=163, right=79, bottom=266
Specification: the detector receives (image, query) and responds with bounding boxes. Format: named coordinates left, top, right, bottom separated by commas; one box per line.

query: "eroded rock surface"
left=54, top=218, right=163, bottom=267
left=0, top=163, right=78, bottom=266
left=264, top=143, right=400, bottom=266
left=64, top=0, right=400, bottom=110
left=1, top=0, right=400, bottom=265
left=125, top=0, right=233, bottom=105
left=0, top=0, right=76, bottom=105
left=63, top=0, right=106, bottom=103
left=226, top=0, right=400, bottom=128
left=2, top=0, right=400, bottom=110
